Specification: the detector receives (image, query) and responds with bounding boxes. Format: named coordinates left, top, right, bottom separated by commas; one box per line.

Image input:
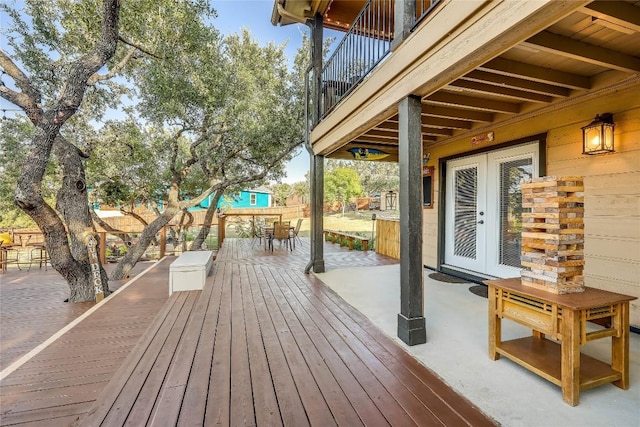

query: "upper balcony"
left=272, top=0, right=640, bottom=160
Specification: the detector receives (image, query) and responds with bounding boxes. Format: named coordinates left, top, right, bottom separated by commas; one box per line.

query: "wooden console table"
left=485, top=278, right=636, bottom=406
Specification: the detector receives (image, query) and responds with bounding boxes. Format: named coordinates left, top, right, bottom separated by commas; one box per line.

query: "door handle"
left=478, top=220, right=484, bottom=224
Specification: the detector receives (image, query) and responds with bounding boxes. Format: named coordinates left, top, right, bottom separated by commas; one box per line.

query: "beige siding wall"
left=423, top=82, right=640, bottom=327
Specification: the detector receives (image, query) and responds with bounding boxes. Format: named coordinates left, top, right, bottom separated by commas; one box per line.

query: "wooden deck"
left=0, top=260, right=172, bottom=426
left=0, top=262, right=153, bottom=371
left=0, top=238, right=495, bottom=426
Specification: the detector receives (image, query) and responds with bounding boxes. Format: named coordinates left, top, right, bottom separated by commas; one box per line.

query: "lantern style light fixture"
left=582, top=113, right=614, bottom=155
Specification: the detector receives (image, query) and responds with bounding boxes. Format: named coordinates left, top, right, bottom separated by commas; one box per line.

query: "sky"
left=0, top=0, right=318, bottom=184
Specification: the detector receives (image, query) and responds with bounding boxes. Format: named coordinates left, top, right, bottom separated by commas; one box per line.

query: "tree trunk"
left=90, top=209, right=133, bottom=245
left=190, top=191, right=222, bottom=251
left=54, top=138, right=110, bottom=296
left=109, top=208, right=179, bottom=280
left=15, top=130, right=109, bottom=302
left=8, top=0, right=120, bottom=302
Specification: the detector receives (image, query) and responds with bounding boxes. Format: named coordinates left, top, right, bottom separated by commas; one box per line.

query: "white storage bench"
left=169, top=251, right=214, bottom=295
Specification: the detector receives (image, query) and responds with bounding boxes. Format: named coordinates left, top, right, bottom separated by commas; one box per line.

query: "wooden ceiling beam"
left=354, top=134, right=437, bottom=144
left=354, top=135, right=399, bottom=144
left=420, top=104, right=494, bottom=122
left=478, top=57, right=591, bottom=90
left=423, top=127, right=453, bottom=137
left=365, top=126, right=452, bottom=137
left=581, top=1, right=640, bottom=33
left=377, top=116, right=472, bottom=131
left=425, top=92, right=520, bottom=114
left=448, top=80, right=554, bottom=103
left=524, top=31, right=640, bottom=73
left=363, top=129, right=398, bottom=139
left=461, top=70, right=570, bottom=97
left=422, top=116, right=473, bottom=130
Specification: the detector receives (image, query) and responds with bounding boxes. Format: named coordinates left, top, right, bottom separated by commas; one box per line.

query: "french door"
left=444, top=143, right=538, bottom=277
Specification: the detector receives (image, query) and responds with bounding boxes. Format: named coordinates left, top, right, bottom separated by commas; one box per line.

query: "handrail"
left=415, top=0, right=442, bottom=28
left=316, top=0, right=442, bottom=122
left=319, top=0, right=393, bottom=119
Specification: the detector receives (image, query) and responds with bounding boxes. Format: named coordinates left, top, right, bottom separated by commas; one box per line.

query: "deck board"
left=1, top=239, right=495, bottom=426
left=246, top=264, right=309, bottom=427
left=0, top=259, right=172, bottom=426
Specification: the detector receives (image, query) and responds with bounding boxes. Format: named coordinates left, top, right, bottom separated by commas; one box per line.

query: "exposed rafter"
left=422, top=127, right=453, bottom=137
left=581, top=1, right=640, bottom=33
left=384, top=116, right=473, bottom=130
left=365, top=129, right=399, bottom=139
left=448, top=80, right=555, bottom=103
left=425, top=92, right=520, bottom=114
left=461, top=70, right=570, bottom=97
left=478, top=58, right=591, bottom=90
left=524, top=31, right=640, bottom=73
left=420, top=105, right=494, bottom=122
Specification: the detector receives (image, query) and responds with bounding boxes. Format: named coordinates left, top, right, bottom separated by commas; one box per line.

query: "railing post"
left=217, top=214, right=226, bottom=248
left=160, top=226, right=166, bottom=259
left=391, top=0, right=417, bottom=51
left=397, top=94, right=426, bottom=346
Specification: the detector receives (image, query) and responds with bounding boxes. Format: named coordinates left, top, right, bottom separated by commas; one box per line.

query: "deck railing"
left=415, top=0, right=441, bottom=27
left=320, top=0, right=394, bottom=119
left=317, top=0, right=442, bottom=122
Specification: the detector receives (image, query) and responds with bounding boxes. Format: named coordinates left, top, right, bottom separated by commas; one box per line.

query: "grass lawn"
left=297, top=211, right=398, bottom=238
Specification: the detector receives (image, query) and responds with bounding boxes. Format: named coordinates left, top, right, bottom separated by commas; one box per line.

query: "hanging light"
left=348, top=147, right=389, bottom=160
left=582, top=113, right=614, bottom=155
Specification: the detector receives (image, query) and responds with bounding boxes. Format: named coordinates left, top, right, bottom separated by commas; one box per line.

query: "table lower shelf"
left=497, top=337, right=621, bottom=390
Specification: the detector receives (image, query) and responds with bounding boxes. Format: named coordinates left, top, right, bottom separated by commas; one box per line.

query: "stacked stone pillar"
left=520, top=176, right=585, bottom=294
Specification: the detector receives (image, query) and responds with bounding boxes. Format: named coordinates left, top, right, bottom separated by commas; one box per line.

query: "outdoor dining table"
left=259, top=224, right=294, bottom=250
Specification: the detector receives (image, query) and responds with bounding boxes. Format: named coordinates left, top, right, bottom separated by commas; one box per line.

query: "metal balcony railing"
left=314, top=0, right=442, bottom=124
left=320, top=0, right=394, bottom=119
left=415, top=0, right=441, bottom=27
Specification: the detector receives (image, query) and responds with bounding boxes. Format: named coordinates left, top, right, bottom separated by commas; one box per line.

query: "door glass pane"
left=454, top=167, right=477, bottom=259
left=499, top=158, right=533, bottom=267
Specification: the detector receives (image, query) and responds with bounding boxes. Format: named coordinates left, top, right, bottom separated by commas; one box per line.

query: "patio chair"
left=269, top=221, right=292, bottom=251
left=290, top=218, right=303, bottom=249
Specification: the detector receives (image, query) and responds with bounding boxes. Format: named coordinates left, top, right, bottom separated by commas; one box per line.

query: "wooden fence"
left=375, top=218, right=400, bottom=259
left=98, top=205, right=307, bottom=232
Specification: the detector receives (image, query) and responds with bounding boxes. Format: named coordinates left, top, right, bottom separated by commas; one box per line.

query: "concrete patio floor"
left=317, top=264, right=640, bottom=427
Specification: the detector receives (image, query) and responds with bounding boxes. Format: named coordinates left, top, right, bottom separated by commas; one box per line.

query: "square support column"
left=308, top=12, right=325, bottom=274
left=310, top=153, right=325, bottom=273
left=397, top=95, right=426, bottom=345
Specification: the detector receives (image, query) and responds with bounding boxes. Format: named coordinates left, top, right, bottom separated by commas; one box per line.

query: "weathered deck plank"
left=245, top=264, right=309, bottom=427
left=1, top=239, right=495, bottom=426
left=0, top=259, right=173, bottom=426
left=76, top=238, right=494, bottom=426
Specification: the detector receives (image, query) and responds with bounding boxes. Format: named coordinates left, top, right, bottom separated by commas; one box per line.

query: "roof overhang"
left=271, top=0, right=333, bottom=26
left=271, top=0, right=366, bottom=32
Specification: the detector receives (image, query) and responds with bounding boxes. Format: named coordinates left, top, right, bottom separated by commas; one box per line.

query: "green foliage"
left=271, top=183, right=292, bottom=207
left=291, top=181, right=309, bottom=204
left=0, top=118, right=59, bottom=227
left=325, top=167, right=363, bottom=205
left=327, top=158, right=399, bottom=196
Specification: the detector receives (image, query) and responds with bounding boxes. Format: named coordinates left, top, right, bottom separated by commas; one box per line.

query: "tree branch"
left=87, top=45, right=137, bottom=85
left=90, top=209, right=133, bottom=243
left=0, top=50, right=42, bottom=101
left=118, top=35, right=163, bottom=59
left=1, top=51, right=44, bottom=122
left=55, top=0, right=120, bottom=125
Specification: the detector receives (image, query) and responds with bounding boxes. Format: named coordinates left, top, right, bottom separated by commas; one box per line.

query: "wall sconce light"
left=582, top=113, right=614, bottom=155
